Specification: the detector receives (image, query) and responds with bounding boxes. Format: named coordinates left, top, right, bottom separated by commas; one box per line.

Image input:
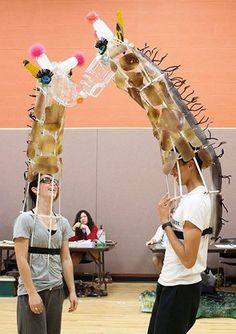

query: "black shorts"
left=147, top=281, right=201, bottom=334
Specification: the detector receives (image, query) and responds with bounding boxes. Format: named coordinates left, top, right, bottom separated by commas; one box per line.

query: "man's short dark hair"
left=193, top=152, right=203, bottom=170
left=180, top=152, right=203, bottom=170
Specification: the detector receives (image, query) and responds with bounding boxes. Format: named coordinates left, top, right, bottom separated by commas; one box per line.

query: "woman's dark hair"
left=73, top=210, right=95, bottom=238
left=28, top=174, right=40, bottom=204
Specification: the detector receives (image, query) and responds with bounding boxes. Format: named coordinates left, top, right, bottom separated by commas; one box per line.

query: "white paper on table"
left=69, top=240, right=95, bottom=248
left=215, top=244, right=236, bottom=249
left=3, top=240, right=14, bottom=245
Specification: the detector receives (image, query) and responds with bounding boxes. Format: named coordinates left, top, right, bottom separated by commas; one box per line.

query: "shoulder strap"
left=174, top=227, right=212, bottom=240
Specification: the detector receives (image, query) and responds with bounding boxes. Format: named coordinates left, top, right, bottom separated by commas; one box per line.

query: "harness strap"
left=174, top=227, right=212, bottom=240
left=28, top=246, right=61, bottom=255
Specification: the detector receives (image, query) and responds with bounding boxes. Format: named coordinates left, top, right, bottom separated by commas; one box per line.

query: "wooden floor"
left=0, top=282, right=235, bottom=333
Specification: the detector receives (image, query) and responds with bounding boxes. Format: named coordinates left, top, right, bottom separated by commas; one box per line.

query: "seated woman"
left=69, top=210, right=99, bottom=272
left=146, top=225, right=167, bottom=275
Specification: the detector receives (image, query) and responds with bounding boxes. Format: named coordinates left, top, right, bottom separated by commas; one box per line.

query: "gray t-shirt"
left=13, top=211, right=73, bottom=296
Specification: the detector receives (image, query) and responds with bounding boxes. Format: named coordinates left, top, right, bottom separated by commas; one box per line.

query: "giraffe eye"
left=37, top=69, right=54, bottom=85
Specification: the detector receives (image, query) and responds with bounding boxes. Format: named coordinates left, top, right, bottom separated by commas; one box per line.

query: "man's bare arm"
left=164, top=221, right=201, bottom=268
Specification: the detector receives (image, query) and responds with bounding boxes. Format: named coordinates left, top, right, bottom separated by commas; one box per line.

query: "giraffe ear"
left=58, top=52, right=85, bottom=73
left=29, top=43, right=53, bottom=70
left=86, top=12, right=113, bottom=41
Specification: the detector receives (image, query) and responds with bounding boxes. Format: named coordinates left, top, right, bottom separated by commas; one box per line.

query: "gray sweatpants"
left=17, top=287, right=65, bottom=334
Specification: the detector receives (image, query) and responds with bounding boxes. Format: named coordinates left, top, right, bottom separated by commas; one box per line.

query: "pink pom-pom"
left=73, top=52, right=85, bottom=66
left=29, top=43, right=45, bottom=58
left=86, top=12, right=98, bottom=23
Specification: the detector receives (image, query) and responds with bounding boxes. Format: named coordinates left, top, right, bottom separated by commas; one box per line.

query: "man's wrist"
left=162, top=221, right=172, bottom=230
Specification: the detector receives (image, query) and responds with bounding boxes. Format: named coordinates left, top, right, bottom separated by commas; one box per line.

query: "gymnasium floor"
left=0, top=282, right=235, bottom=333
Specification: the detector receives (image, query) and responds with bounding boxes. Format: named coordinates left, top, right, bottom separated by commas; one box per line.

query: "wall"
left=0, top=1, right=236, bottom=128
left=1, top=128, right=235, bottom=275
